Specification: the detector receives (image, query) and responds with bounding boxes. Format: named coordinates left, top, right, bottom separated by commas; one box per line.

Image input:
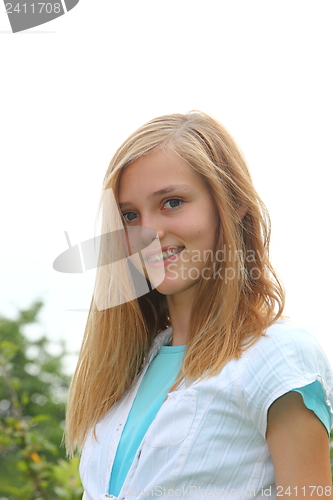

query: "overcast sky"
left=1, top=1, right=332, bottom=372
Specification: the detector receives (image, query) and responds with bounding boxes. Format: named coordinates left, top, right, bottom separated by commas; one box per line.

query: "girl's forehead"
left=118, top=150, right=206, bottom=191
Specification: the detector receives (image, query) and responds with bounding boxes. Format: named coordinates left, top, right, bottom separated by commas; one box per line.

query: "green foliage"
left=0, top=301, right=83, bottom=500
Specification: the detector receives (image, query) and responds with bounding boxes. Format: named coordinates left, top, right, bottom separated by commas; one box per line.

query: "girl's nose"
left=140, top=214, right=165, bottom=244
left=139, top=225, right=165, bottom=248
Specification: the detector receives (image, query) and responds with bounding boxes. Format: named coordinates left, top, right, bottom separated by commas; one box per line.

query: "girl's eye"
left=122, top=198, right=183, bottom=223
left=122, top=212, right=138, bottom=223
left=164, top=198, right=183, bottom=209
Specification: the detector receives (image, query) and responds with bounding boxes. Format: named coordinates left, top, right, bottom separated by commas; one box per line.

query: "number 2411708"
left=5, top=3, right=62, bottom=14
left=277, top=486, right=332, bottom=496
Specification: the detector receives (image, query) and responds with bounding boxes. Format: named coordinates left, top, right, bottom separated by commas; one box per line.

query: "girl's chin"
left=153, top=279, right=197, bottom=298
left=153, top=281, right=179, bottom=296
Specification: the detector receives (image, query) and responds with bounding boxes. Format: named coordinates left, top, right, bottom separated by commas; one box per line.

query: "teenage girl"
left=65, top=111, right=333, bottom=499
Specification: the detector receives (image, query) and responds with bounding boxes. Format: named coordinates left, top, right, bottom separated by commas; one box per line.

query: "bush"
left=0, top=302, right=83, bottom=500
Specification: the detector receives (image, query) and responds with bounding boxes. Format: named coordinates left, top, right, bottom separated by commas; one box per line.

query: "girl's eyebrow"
left=119, top=184, right=191, bottom=209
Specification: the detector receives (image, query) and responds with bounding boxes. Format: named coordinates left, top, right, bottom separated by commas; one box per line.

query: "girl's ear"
left=237, top=204, right=248, bottom=221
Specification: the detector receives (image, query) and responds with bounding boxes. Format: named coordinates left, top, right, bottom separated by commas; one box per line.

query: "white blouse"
left=79, top=319, right=333, bottom=500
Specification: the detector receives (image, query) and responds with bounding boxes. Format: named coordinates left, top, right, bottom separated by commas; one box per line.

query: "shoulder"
left=235, top=318, right=333, bottom=437
left=240, top=318, right=330, bottom=372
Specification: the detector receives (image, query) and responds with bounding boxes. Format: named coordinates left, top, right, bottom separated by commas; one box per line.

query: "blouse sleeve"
left=237, top=321, right=333, bottom=438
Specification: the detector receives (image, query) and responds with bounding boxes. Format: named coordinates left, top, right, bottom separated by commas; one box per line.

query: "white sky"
left=1, top=1, right=332, bottom=373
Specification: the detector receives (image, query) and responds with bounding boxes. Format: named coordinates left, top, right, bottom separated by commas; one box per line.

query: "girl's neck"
left=166, top=287, right=196, bottom=346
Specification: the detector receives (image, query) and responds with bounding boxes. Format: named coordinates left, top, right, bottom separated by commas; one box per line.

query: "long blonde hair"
left=65, top=111, right=285, bottom=455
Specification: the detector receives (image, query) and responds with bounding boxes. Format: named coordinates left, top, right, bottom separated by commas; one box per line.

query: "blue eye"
left=164, top=198, right=183, bottom=209
left=122, top=198, right=183, bottom=223
left=122, top=212, right=138, bottom=222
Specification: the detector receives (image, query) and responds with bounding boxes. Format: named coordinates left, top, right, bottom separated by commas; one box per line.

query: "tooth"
left=147, top=247, right=183, bottom=263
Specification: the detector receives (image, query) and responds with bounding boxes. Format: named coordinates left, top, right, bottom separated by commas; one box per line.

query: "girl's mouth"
left=146, top=246, right=185, bottom=265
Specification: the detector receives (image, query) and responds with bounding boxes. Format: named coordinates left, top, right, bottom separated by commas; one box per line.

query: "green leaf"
left=31, top=414, right=51, bottom=424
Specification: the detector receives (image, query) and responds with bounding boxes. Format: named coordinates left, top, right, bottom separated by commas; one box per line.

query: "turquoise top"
left=109, top=346, right=331, bottom=496
left=292, top=380, right=330, bottom=434
left=108, top=344, right=186, bottom=496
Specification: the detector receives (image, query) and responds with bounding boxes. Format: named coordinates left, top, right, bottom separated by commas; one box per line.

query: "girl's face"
left=118, top=149, right=219, bottom=299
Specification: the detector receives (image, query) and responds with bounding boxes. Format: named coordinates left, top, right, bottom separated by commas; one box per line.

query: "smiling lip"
left=145, top=246, right=185, bottom=266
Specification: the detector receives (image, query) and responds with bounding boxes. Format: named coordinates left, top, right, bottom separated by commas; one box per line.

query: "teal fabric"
left=109, top=346, right=331, bottom=496
left=291, top=380, right=331, bottom=434
left=108, top=344, right=186, bottom=496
